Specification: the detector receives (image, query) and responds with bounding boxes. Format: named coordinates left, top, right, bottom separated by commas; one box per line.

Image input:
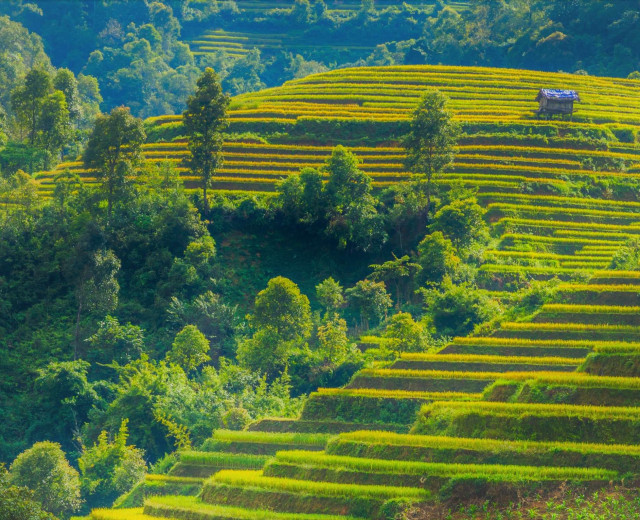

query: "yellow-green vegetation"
left=176, top=451, right=269, bottom=469
left=90, top=509, right=153, bottom=520
left=144, top=495, right=362, bottom=520
left=208, top=470, right=430, bottom=500
left=207, top=430, right=330, bottom=446
left=24, top=61, right=640, bottom=520
left=271, top=450, right=617, bottom=481
left=335, top=431, right=640, bottom=457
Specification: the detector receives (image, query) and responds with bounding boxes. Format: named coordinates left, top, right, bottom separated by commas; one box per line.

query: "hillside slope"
left=63, top=65, right=640, bottom=518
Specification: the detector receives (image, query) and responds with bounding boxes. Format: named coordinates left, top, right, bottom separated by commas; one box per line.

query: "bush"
left=431, top=197, right=488, bottom=250
left=79, top=420, right=146, bottom=508
left=222, top=408, right=252, bottom=431
left=9, top=442, right=82, bottom=518
left=422, top=279, right=501, bottom=337
left=383, top=312, right=431, bottom=353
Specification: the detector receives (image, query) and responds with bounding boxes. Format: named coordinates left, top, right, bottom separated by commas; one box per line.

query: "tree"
left=85, top=316, right=145, bottom=367
left=346, top=279, right=393, bottom=330
left=417, top=231, right=460, bottom=284
left=167, top=291, right=238, bottom=359
left=369, top=254, right=421, bottom=306
left=83, top=106, right=145, bottom=218
left=11, top=67, right=51, bottom=145
left=610, top=237, right=640, bottom=271
left=79, top=420, right=146, bottom=508
left=384, top=312, right=430, bottom=353
left=53, top=68, right=81, bottom=122
left=10, top=67, right=72, bottom=169
left=251, top=277, right=312, bottom=341
left=236, top=328, right=300, bottom=377
left=316, top=277, right=345, bottom=315
left=0, top=464, right=56, bottom=520
left=74, top=249, right=121, bottom=358
left=323, top=146, right=386, bottom=251
left=403, top=90, right=460, bottom=214
left=317, top=314, right=350, bottom=363
left=166, top=324, right=210, bottom=372
left=422, top=279, right=500, bottom=337
left=36, top=90, right=71, bottom=166
left=431, top=197, right=487, bottom=249
left=9, top=442, right=82, bottom=518
left=35, top=361, right=100, bottom=457
left=183, top=68, right=230, bottom=215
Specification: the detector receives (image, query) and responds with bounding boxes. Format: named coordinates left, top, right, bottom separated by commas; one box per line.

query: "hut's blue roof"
left=537, top=89, right=580, bottom=101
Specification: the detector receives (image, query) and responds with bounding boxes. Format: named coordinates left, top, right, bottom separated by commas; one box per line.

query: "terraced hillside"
left=80, top=65, right=640, bottom=518
left=187, top=2, right=469, bottom=59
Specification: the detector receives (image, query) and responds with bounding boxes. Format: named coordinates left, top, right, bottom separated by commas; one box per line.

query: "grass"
left=334, top=431, right=640, bottom=457
left=419, top=401, right=640, bottom=420
left=90, top=510, right=152, bottom=520
left=145, top=474, right=204, bottom=484
left=272, top=450, right=617, bottom=482
left=399, top=353, right=583, bottom=366
left=356, top=368, right=640, bottom=390
left=177, top=451, right=269, bottom=469
left=450, top=337, right=640, bottom=349
left=313, top=387, right=483, bottom=400
left=541, top=304, right=640, bottom=314
left=208, top=470, right=430, bottom=500
left=207, top=430, right=330, bottom=446
left=143, top=496, right=364, bottom=520
left=500, top=322, right=640, bottom=333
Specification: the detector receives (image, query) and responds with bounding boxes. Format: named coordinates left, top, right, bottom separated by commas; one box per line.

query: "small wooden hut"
left=535, top=89, right=580, bottom=118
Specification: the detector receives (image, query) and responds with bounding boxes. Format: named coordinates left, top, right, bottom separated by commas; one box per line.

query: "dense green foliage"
left=4, top=3, right=640, bottom=519
left=8, top=442, right=82, bottom=518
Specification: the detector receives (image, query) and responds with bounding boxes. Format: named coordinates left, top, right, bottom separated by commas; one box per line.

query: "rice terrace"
left=2, top=2, right=640, bottom=520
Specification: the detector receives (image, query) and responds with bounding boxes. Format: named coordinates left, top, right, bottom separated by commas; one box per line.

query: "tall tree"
left=323, top=146, right=386, bottom=251
left=346, top=279, right=392, bottom=330
left=53, top=68, right=81, bottom=122
left=183, top=68, right=230, bottom=216
left=403, top=90, right=460, bottom=215
left=11, top=67, right=51, bottom=145
left=36, top=90, right=70, bottom=166
left=251, top=276, right=312, bottom=341
left=166, top=324, right=210, bottom=373
left=83, top=106, right=145, bottom=218
left=369, top=254, right=421, bottom=306
left=74, top=249, right=121, bottom=358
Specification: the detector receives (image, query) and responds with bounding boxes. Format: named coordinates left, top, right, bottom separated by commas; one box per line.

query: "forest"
left=2, top=1, right=640, bottom=519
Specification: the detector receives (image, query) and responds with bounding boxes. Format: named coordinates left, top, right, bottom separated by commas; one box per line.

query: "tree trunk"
left=203, top=182, right=209, bottom=216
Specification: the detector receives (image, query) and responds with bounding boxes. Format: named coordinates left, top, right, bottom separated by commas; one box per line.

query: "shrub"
left=383, top=312, right=431, bottom=353
left=79, top=420, right=146, bottom=508
left=422, top=279, right=501, bottom=337
left=222, top=408, right=252, bottom=431
left=9, top=442, right=82, bottom=518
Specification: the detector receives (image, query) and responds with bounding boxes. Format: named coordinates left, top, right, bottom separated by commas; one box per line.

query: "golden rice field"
left=72, top=64, right=640, bottom=519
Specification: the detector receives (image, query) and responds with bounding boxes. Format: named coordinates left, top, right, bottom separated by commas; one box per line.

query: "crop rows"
left=207, top=470, right=430, bottom=500
left=314, top=387, right=482, bottom=400
left=420, top=400, right=640, bottom=420
left=398, top=353, right=582, bottom=366
left=144, top=496, right=357, bottom=520
left=333, top=431, right=640, bottom=457
left=356, top=368, right=640, bottom=390
left=270, top=450, right=616, bottom=481
left=176, top=451, right=269, bottom=469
